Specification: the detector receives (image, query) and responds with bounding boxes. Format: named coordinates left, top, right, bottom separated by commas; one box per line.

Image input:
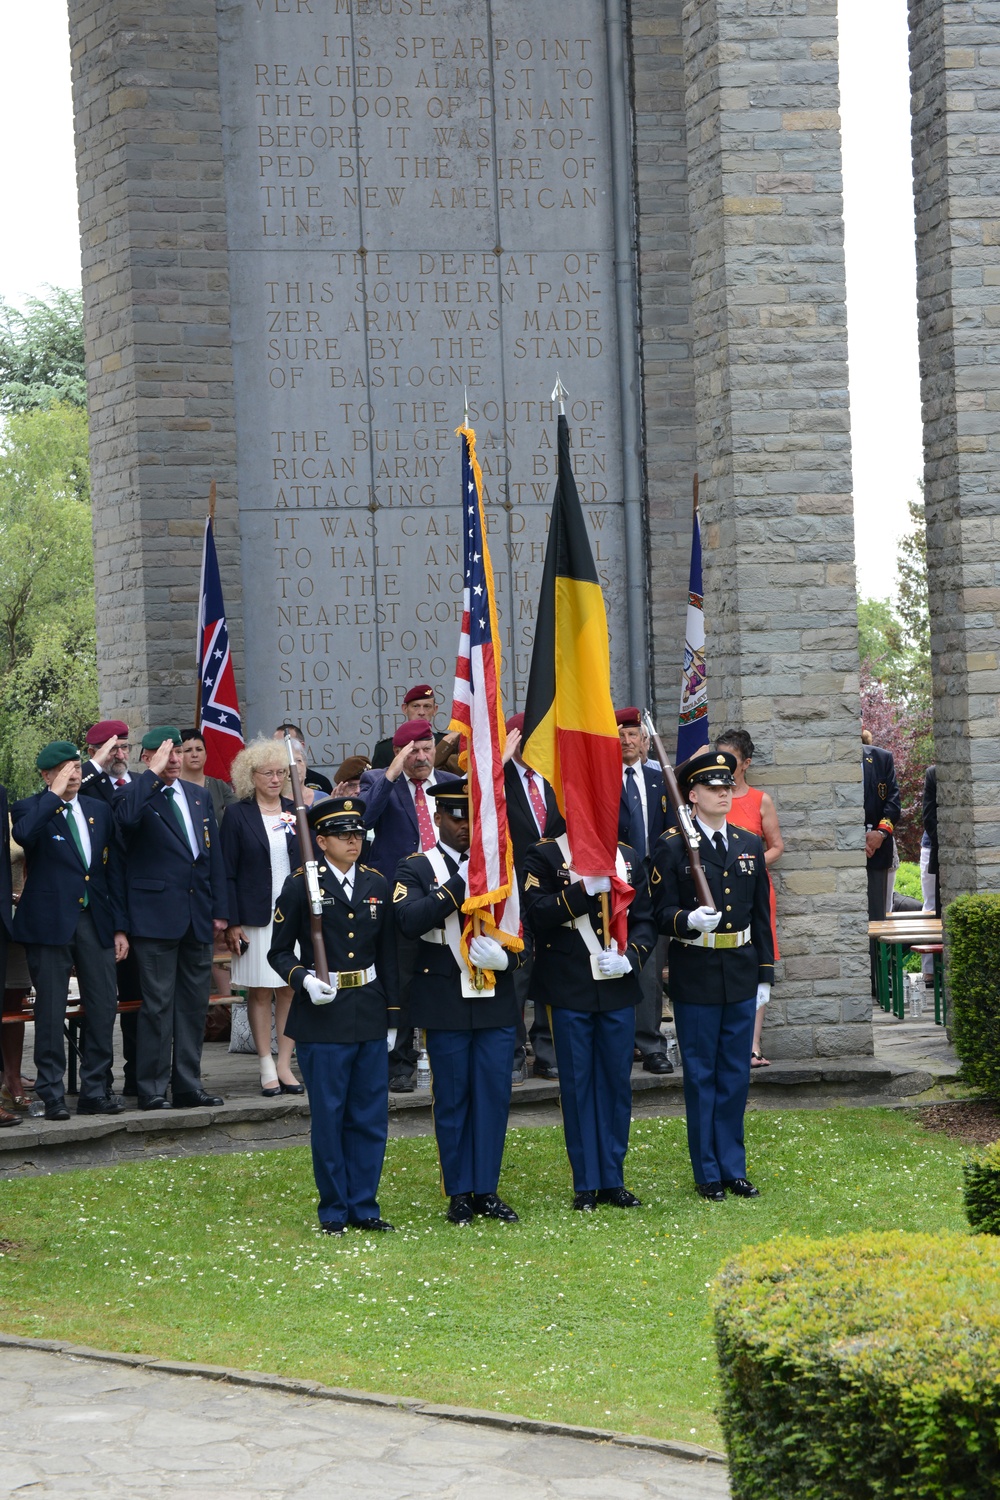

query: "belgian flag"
left=522, top=414, right=624, bottom=883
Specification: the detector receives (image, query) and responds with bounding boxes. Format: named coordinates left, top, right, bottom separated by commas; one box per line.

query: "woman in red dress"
left=716, top=730, right=784, bottom=1067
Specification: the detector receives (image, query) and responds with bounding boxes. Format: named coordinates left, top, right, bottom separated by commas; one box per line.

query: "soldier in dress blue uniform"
left=649, top=748, right=774, bottom=1201
left=268, top=797, right=399, bottom=1236
left=521, top=831, right=656, bottom=1211
left=393, top=779, right=521, bottom=1225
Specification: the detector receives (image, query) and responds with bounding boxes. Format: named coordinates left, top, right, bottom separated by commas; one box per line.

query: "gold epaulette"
left=291, top=865, right=305, bottom=877
left=405, top=850, right=425, bottom=860
left=358, top=862, right=380, bottom=874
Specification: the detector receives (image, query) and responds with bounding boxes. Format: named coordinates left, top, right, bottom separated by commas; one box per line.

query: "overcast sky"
left=0, top=0, right=920, bottom=602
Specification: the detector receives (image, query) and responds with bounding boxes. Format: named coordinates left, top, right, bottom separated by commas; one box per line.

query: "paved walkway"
left=0, top=1345, right=729, bottom=1499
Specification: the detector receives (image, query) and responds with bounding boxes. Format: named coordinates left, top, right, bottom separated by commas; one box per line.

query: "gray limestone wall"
left=681, top=0, right=870, bottom=1057
left=69, top=0, right=241, bottom=730
left=909, top=0, right=1000, bottom=902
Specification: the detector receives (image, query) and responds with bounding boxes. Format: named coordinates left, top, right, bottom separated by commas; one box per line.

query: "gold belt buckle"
left=338, top=969, right=363, bottom=988
left=714, top=934, right=738, bottom=950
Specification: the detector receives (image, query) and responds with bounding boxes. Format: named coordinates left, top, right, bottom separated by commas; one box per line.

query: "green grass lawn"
left=0, top=1110, right=969, bottom=1448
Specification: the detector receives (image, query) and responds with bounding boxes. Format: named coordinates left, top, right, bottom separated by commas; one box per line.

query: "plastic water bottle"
left=665, top=1033, right=678, bottom=1066
left=416, top=1049, right=431, bottom=1090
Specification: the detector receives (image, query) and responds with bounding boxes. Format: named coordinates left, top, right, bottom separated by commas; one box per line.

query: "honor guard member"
left=268, top=797, right=399, bottom=1236
left=393, top=780, right=521, bottom=1226
left=521, top=832, right=656, bottom=1211
left=862, top=731, right=901, bottom=995
left=649, top=748, right=774, bottom=1201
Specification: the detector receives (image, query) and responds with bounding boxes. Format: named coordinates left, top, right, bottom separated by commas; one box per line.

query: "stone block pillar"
left=682, top=0, right=871, bottom=1056
left=69, top=0, right=240, bottom=729
left=909, top=0, right=1000, bottom=901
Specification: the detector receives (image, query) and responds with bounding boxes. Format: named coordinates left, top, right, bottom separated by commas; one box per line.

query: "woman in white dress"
left=220, top=739, right=305, bottom=1095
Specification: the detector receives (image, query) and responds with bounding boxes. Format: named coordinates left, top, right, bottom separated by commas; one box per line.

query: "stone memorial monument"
left=76, top=0, right=971, bottom=1063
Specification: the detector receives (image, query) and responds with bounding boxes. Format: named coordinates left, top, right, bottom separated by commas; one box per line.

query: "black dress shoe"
left=472, top=1193, right=520, bottom=1222
left=172, top=1091, right=223, bottom=1108
left=723, top=1177, right=760, bottom=1198
left=572, top=1190, right=597, bottom=1212
left=447, top=1193, right=475, bottom=1225
left=279, top=1080, right=305, bottom=1095
left=642, top=1052, right=675, bottom=1075
left=597, top=1187, right=642, bottom=1208
left=261, top=1083, right=281, bottom=1098
left=78, top=1095, right=127, bottom=1115
left=532, top=1063, right=558, bottom=1080
left=138, top=1096, right=172, bottom=1111
left=320, top=1221, right=345, bottom=1236
left=44, top=1102, right=71, bottom=1121
left=696, top=1181, right=726, bottom=1201
left=351, top=1217, right=395, bottom=1232
left=0, top=1108, right=21, bottom=1128
left=389, top=1074, right=416, bottom=1094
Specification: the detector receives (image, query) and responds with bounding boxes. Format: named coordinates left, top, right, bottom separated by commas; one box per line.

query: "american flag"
left=449, top=426, right=522, bottom=967
left=197, top=516, right=244, bottom=780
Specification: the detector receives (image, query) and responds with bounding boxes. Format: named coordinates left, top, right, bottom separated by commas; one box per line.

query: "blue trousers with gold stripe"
left=296, top=1039, right=388, bottom=1228
left=425, top=1026, right=516, bottom=1196
left=549, top=1005, right=635, bottom=1192
left=673, top=997, right=755, bottom=1185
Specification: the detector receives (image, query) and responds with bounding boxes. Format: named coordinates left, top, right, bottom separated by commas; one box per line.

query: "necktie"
left=525, top=771, right=548, bottom=833
left=340, top=873, right=353, bottom=899
left=624, top=766, right=645, bottom=857
left=413, top=781, right=437, bottom=852
left=165, top=787, right=192, bottom=851
left=713, top=831, right=726, bottom=859
left=63, top=807, right=89, bottom=905
left=115, top=778, right=127, bottom=788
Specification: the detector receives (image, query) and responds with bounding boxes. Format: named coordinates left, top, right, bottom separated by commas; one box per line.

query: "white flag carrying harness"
left=555, top=834, right=630, bottom=982
left=421, top=846, right=496, bottom=998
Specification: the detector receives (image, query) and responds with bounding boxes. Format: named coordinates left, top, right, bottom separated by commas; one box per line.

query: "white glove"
left=469, top=934, right=508, bottom=971
left=387, top=1028, right=397, bottom=1052
left=755, top=983, right=771, bottom=1011
left=688, top=905, right=722, bottom=933
left=596, top=939, right=631, bottom=978
left=582, top=874, right=611, bottom=895
left=304, top=972, right=338, bottom=1005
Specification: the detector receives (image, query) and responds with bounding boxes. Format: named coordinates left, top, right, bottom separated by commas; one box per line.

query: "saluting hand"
left=148, top=739, right=175, bottom=777
left=49, top=761, right=77, bottom=800
left=502, top=728, right=521, bottom=764
left=385, top=743, right=413, bottom=782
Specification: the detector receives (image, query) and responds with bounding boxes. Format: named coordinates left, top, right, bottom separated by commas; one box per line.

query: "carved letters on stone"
left=218, top=0, right=629, bottom=765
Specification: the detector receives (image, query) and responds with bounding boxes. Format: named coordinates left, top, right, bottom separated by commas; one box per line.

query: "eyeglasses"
left=256, top=768, right=286, bottom=779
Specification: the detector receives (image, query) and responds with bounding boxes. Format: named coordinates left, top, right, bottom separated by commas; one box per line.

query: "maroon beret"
left=615, top=706, right=641, bottom=728
left=402, top=683, right=435, bottom=706
left=393, top=718, right=434, bottom=750
left=86, top=719, right=129, bottom=746
left=505, top=712, right=525, bottom=735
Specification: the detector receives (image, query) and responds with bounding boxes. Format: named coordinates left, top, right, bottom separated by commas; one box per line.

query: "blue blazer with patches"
left=617, top=761, right=668, bottom=862
left=359, top=767, right=460, bottom=883
left=220, top=796, right=303, bottom=929
left=12, top=790, right=127, bottom=947
left=114, top=769, right=228, bottom=941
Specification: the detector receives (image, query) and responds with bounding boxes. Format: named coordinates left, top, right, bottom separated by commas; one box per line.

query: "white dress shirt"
left=63, top=795, right=93, bottom=865
left=696, top=816, right=729, bottom=852
left=166, top=780, right=200, bottom=858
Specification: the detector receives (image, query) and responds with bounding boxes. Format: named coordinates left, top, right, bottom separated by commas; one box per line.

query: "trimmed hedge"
left=964, top=1140, right=1000, bottom=1235
left=947, top=895, right=1000, bottom=1100
left=711, top=1232, right=1000, bottom=1499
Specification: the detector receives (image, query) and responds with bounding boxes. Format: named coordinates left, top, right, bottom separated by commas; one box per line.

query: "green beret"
left=141, top=726, right=182, bottom=751
left=36, top=740, right=81, bottom=772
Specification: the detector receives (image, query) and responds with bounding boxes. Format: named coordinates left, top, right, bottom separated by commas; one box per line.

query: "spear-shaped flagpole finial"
left=551, top=372, right=568, bottom=416
left=464, top=384, right=470, bottom=427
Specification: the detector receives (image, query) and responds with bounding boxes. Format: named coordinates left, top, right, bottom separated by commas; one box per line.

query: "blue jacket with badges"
left=114, top=769, right=228, bottom=941
left=220, top=796, right=302, bottom=929
left=863, top=745, right=901, bottom=872
left=12, top=790, right=127, bottom=947
left=359, top=767, right=459, bottom=882
left=617, top=761, right=668, bottom=862
left=649, top=823, right=774, bottom=1005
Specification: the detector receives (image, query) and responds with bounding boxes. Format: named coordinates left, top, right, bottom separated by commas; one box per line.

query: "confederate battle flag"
left=197, top=516, right=244, bottom=780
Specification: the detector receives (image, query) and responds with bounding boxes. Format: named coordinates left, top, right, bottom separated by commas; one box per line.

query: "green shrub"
left=964, top=1140, right=1000, bottom=1236
left=711, top=1232, right=1000, bottom=1499
left=894, top=860, right=922, bottom=902
left=947, top=895, right=1000, bottom=1101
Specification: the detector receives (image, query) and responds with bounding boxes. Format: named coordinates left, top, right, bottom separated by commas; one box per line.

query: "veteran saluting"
left=393, top=779, right=521, bottom=1226
left=649, top=748, right=774, bottom=1202
left=268, top=797, right=399, bottom=1236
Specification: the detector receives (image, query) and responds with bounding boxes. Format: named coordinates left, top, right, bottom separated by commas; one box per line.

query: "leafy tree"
left=896, top=492, right=931, bottom=707
left=0, top=287, right=86, bottom=413
left=860, top=662, right=931, bottom=862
